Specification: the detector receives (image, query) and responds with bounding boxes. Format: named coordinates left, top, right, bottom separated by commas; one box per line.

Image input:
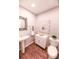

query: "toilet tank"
left=49, top=37, right=59, bottom=47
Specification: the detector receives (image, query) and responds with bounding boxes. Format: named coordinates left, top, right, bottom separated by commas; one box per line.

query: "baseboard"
left=25, top=41, right=34, bottom=48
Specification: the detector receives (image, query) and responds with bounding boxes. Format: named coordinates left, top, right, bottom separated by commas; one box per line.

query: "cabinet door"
left=40, top=37, right=47, bottom=49
left=35, top=36, right=48, bottom=49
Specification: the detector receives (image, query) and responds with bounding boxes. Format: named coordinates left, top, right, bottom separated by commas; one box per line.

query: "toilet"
left=47, top=37, right=59, bottom=59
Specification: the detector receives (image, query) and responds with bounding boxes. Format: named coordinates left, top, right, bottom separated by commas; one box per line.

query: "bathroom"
left=19, top=0, right=59, bottom=59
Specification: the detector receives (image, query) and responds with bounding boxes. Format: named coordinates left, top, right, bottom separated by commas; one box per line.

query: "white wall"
left=19, top=7, right=36, bottom=49
left=36, top=7, right=59, bottom=38
left=19, top=7, right=36, bottom=37
left=19, top=7, right=59, bottom=38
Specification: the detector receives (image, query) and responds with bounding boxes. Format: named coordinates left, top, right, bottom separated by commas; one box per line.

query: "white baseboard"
left=25, top=41, right=34, bottom=48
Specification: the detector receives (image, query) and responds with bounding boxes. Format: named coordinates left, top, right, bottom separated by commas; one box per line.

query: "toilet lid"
left=48, top=45, right=57, bottom=58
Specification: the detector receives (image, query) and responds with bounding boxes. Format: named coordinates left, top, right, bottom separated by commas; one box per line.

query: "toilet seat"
left=48, top=45, right=58, bottom=59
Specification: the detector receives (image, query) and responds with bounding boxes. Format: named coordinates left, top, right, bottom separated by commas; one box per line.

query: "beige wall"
left=35, top=7, right=59, bottom=38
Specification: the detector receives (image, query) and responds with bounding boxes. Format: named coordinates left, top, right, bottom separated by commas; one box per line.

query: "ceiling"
left=19, top=0, right=59, bottom=15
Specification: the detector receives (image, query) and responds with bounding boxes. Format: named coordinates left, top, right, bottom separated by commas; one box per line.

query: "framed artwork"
left=39, top=23, right=49, bottom=34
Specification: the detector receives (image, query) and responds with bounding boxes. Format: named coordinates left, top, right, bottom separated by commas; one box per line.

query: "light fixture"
left=31, top=3, right=36, bottom=7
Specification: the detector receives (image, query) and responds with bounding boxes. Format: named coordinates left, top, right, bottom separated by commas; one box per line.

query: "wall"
left=19, top=7, right=36, bottom=37
left=19, top=7, right=36, bottom=48
left=35, top=7, right=59, bottom=38
left=19, top=7, right=59, bottom=49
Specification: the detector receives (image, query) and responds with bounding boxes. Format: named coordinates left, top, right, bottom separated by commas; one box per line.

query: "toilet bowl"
left=48, top=45, right=58, bottom=59
left=47, top=37, right=59, bottom=59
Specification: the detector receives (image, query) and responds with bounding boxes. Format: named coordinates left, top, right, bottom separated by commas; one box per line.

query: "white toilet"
left=47, top=37, right=59, bottom=59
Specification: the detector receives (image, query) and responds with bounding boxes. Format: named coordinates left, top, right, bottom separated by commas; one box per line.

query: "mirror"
left=19, top=16, right=27, bottom=30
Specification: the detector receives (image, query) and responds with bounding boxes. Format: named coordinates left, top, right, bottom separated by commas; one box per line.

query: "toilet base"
left=48, top=45, right=58, bottom=59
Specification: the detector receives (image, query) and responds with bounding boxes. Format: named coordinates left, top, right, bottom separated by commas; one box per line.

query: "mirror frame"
left=19, top=16, right=27, bottom=31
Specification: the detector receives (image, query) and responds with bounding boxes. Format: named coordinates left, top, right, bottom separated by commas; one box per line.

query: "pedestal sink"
left=19, top=35, right=30, bottom=53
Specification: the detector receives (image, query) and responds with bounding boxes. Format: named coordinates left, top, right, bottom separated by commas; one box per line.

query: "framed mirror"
left=19, top=16, right=27, bottom=30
